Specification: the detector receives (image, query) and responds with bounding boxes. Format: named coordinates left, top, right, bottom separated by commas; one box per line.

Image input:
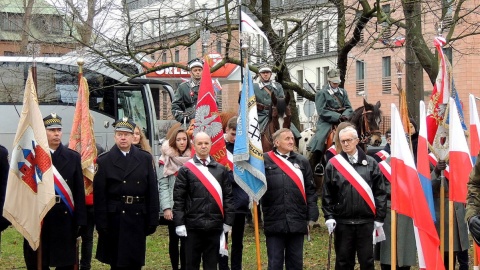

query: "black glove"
left=434, top=160, right=447, bottom=175
left=469, top=216, right=480, bottom=245
left=146, top=225, right=157, bottom=236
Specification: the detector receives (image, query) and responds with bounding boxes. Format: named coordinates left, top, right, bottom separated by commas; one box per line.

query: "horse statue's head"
left=350, top=99, right=382, bottom=147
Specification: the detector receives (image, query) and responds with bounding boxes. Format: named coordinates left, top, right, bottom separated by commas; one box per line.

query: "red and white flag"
left=192, top=61, right=231, bottom=169
left=469, top=94, right=480, bottom=161
left=3, top=68, right=56, bottom=250
left=240, top=11, right=269, bottom=44
left=448, top=97, right=472, bottom=203
left=68, top=76, right=97, bottom=197
left=390, top=103, right=444, bottom=270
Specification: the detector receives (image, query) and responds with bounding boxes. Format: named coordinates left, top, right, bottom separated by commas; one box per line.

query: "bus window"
left=116, top=89, right=149, bottom=139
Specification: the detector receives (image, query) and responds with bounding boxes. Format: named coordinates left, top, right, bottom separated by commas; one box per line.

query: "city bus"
left=0, top=55, right=174, bottom=157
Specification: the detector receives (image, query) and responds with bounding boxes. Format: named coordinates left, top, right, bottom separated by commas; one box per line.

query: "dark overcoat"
left=0, top=145, right=10, bottom=231
left=94, top=144, right=159, bottom=267
left=25, top=144, right=87, bottom=267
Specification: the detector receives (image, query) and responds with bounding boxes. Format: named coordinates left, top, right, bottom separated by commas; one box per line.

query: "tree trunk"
left=403, top=0, right=424, bottom=123
left=20, top=0, right=35, bottom=55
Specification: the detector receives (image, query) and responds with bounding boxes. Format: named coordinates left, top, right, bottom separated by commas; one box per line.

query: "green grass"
left=0, top=221, right=333, bottom=269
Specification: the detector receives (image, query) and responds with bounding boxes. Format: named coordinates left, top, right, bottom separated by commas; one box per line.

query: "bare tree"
left=20, top=0, right=35, bottom=55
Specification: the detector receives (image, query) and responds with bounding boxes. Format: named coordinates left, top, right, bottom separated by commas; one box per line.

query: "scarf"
left=159, top=140, right=191, bottom=177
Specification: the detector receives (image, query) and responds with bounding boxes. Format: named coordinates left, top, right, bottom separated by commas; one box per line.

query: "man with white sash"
left=173, top=132, right=234, bottom=270
left=24, top=113, right=87, bottom=270
left=262, top=128, right=319, bottom=269
left=322, top=126, right=386, bottom=270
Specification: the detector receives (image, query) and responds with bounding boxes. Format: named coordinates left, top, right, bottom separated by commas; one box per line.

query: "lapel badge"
left=294, top=163, right=300, bottom=169
left=362, top=160, right=367, bottom=166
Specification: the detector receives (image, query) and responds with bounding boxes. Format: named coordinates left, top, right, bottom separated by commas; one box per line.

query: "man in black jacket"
left=322, top=126, right=386, bottom=270
left=24, top=113, right=87, bottom=270
left=94, top=117, right=159, bottom=270
left=262, top=128, right=319, bottom=270
left=173, top=132, right=234, bottom=270
left=0, top=144, right=10, bottom=232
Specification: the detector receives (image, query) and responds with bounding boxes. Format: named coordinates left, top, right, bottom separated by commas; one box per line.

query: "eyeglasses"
left=340, top=138, right=357, bottom=145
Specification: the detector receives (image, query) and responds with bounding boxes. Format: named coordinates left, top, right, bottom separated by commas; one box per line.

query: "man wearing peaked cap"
left=94, top=116, right=159, bottom=270
left=252, top=64, right=302, bottom=143
left=171, top=58, right=206, bottom=124
left=24, top=112, right=87, bottom=269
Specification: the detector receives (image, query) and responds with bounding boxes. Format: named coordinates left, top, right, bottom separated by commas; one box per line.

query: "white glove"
left=223, top=224, right=232, bottom=233
left=325, top=219, right=336, bottom=235
left=374, top=221, right=384, bottom=228
left=175, top=225, right=187, bottom=237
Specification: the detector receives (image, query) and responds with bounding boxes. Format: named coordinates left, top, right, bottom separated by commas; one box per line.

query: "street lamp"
left=201, top=29, right=210, bottom=56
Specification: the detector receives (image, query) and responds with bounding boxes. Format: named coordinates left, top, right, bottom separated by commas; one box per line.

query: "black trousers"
left=265, top=233, right=304, bottom=270
left=80, top=205, right=95, bottom=270
left=167, top=221, right=186, bottom=270
left=442, top=250, right=469, bottom=270
left=219, top=213, right=246, bottom=270
left=185, top=229, right=222, bottom=270
left=24, top=240, right=75, bottom=270
left=334, top=222, right=374, bottom=270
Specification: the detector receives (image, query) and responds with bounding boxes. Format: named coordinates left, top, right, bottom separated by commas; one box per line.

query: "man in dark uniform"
left=173, top=132, right=234, bottom=270
left=262, top=128, right=319, bottom=269
left=93, top=117, right=159, bottom=270
left=0, top=144, right=10, bottom=232
left=171, top=58, right=204, bottom=124
left=307, top=68, right=353, bottom=175
left=253, top=65, right=301, bottom=140
left=24, top=113, right=87, bottom=270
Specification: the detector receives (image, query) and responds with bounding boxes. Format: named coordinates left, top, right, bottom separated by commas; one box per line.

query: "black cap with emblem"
left=43, top=113, right=62, bottom=129
left=113, top=117, right=136, bottom=133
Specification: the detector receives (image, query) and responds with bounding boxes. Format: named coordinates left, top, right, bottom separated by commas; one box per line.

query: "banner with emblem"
left=192, top=60, right=230, bottom=169
left=3, top=68, right=56, bottom=250
left=68, top=76, right=97, bottom=196
left=233, top=67, right=266, bottom=203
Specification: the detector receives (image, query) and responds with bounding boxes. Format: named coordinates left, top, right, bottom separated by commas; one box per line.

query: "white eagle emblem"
left=193, top=105, right=222, bottom=137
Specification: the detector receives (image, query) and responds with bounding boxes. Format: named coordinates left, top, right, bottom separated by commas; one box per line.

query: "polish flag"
left=469, top=94, right=480, bottom=162
left=390, top=103, right=444, bottom=270
left=448, top=97, right=472, bottom=203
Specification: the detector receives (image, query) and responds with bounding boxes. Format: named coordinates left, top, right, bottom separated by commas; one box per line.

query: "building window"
left=316, top=67, right=321, bottom=90
left=216, top=39, right=222, bottom=54
left=217, top=0, right=225, bottom=15
left=262, top=39, right=267, bottom=59
left=324, top=22, right=330, bottom=52
left=322, top=66, right=329, bottom=87
left=356, top=60, right=365, bottom=96
left=443, top=47, right=453, bottom=63
left=175, top=49, right=180, bottom=62
left=297, top=70, right=304, bottom=102
left=188, top=47, right=192, bottom=61
left=382, top=56, right=391, bottom=94
left=381, top=4, right=391, bottom=40
left=162, top=52, right=167, bottom=62
left=355, top=11, right=364, bottom=44
left=316, top=21, right=324, bottom=54
left=296, top=25, right=303, bottom=57
left=278, top=29, right=283, bottom=38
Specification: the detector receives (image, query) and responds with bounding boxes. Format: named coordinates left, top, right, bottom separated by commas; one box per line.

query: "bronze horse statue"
left=261, top=92, right=291, bottom=152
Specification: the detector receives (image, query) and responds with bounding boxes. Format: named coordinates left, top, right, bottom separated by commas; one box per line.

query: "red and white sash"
left=330, top=155, right=376, bottom=214
left=428, top=152, right=450, bottom=179
left=378, top=160, right=391, bottom=183
left=185, top=160, right=224, bottom=215
left=327, top=145, right=337, bottom=156
left=184, top=159, right=227, bottom=256
left=266, top=151, right=306, bottom=203
left=52, top=166, right=75, bottom=215
left=375, top=150, right=390, bottom=161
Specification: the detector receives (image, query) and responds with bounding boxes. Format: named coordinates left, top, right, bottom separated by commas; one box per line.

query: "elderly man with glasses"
left=322, top=126, right=386, bottom=270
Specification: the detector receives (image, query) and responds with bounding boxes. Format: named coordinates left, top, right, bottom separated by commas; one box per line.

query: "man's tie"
left=281, top=154, right=288, bottom=159
left=200, top=159, right=207, bottom=166
left=349, top=156, right=356, bottom=164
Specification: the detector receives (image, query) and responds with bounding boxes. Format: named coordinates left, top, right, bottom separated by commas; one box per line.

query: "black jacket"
left=173, top=156, right=234, bottom=231
left=94, top=144, right=159, bottom=267
left=41, top=144, right=87, bottom=266
left=226, top=140, right=249, bottom=213
left=262, top=150, right=319, bottom=235
left=322, top=147, right=387, bottom=224
left=0, top=145, right=9, bottom=231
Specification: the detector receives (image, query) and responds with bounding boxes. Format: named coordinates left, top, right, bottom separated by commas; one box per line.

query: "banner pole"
left=391, top=209, right=397, bottom=270
left=253, top=201, right=262, bottom=270
left=440, top=170, right=445, bottom=261
left=448, top=200, right=453, bottom=270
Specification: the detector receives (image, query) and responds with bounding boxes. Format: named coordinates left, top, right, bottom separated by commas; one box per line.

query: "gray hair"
left=272, top=128, right=292, bottom=142
left=338, top=126, right=358, bottom=139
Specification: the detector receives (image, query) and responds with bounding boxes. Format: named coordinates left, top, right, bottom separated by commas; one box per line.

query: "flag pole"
left=448, top=200, right=454, bottom=270
left=391, top=209, right=397, bottom=270
left=439, top=170, right=445, bottom=260
left=238, top=0, right=244, bottom=83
